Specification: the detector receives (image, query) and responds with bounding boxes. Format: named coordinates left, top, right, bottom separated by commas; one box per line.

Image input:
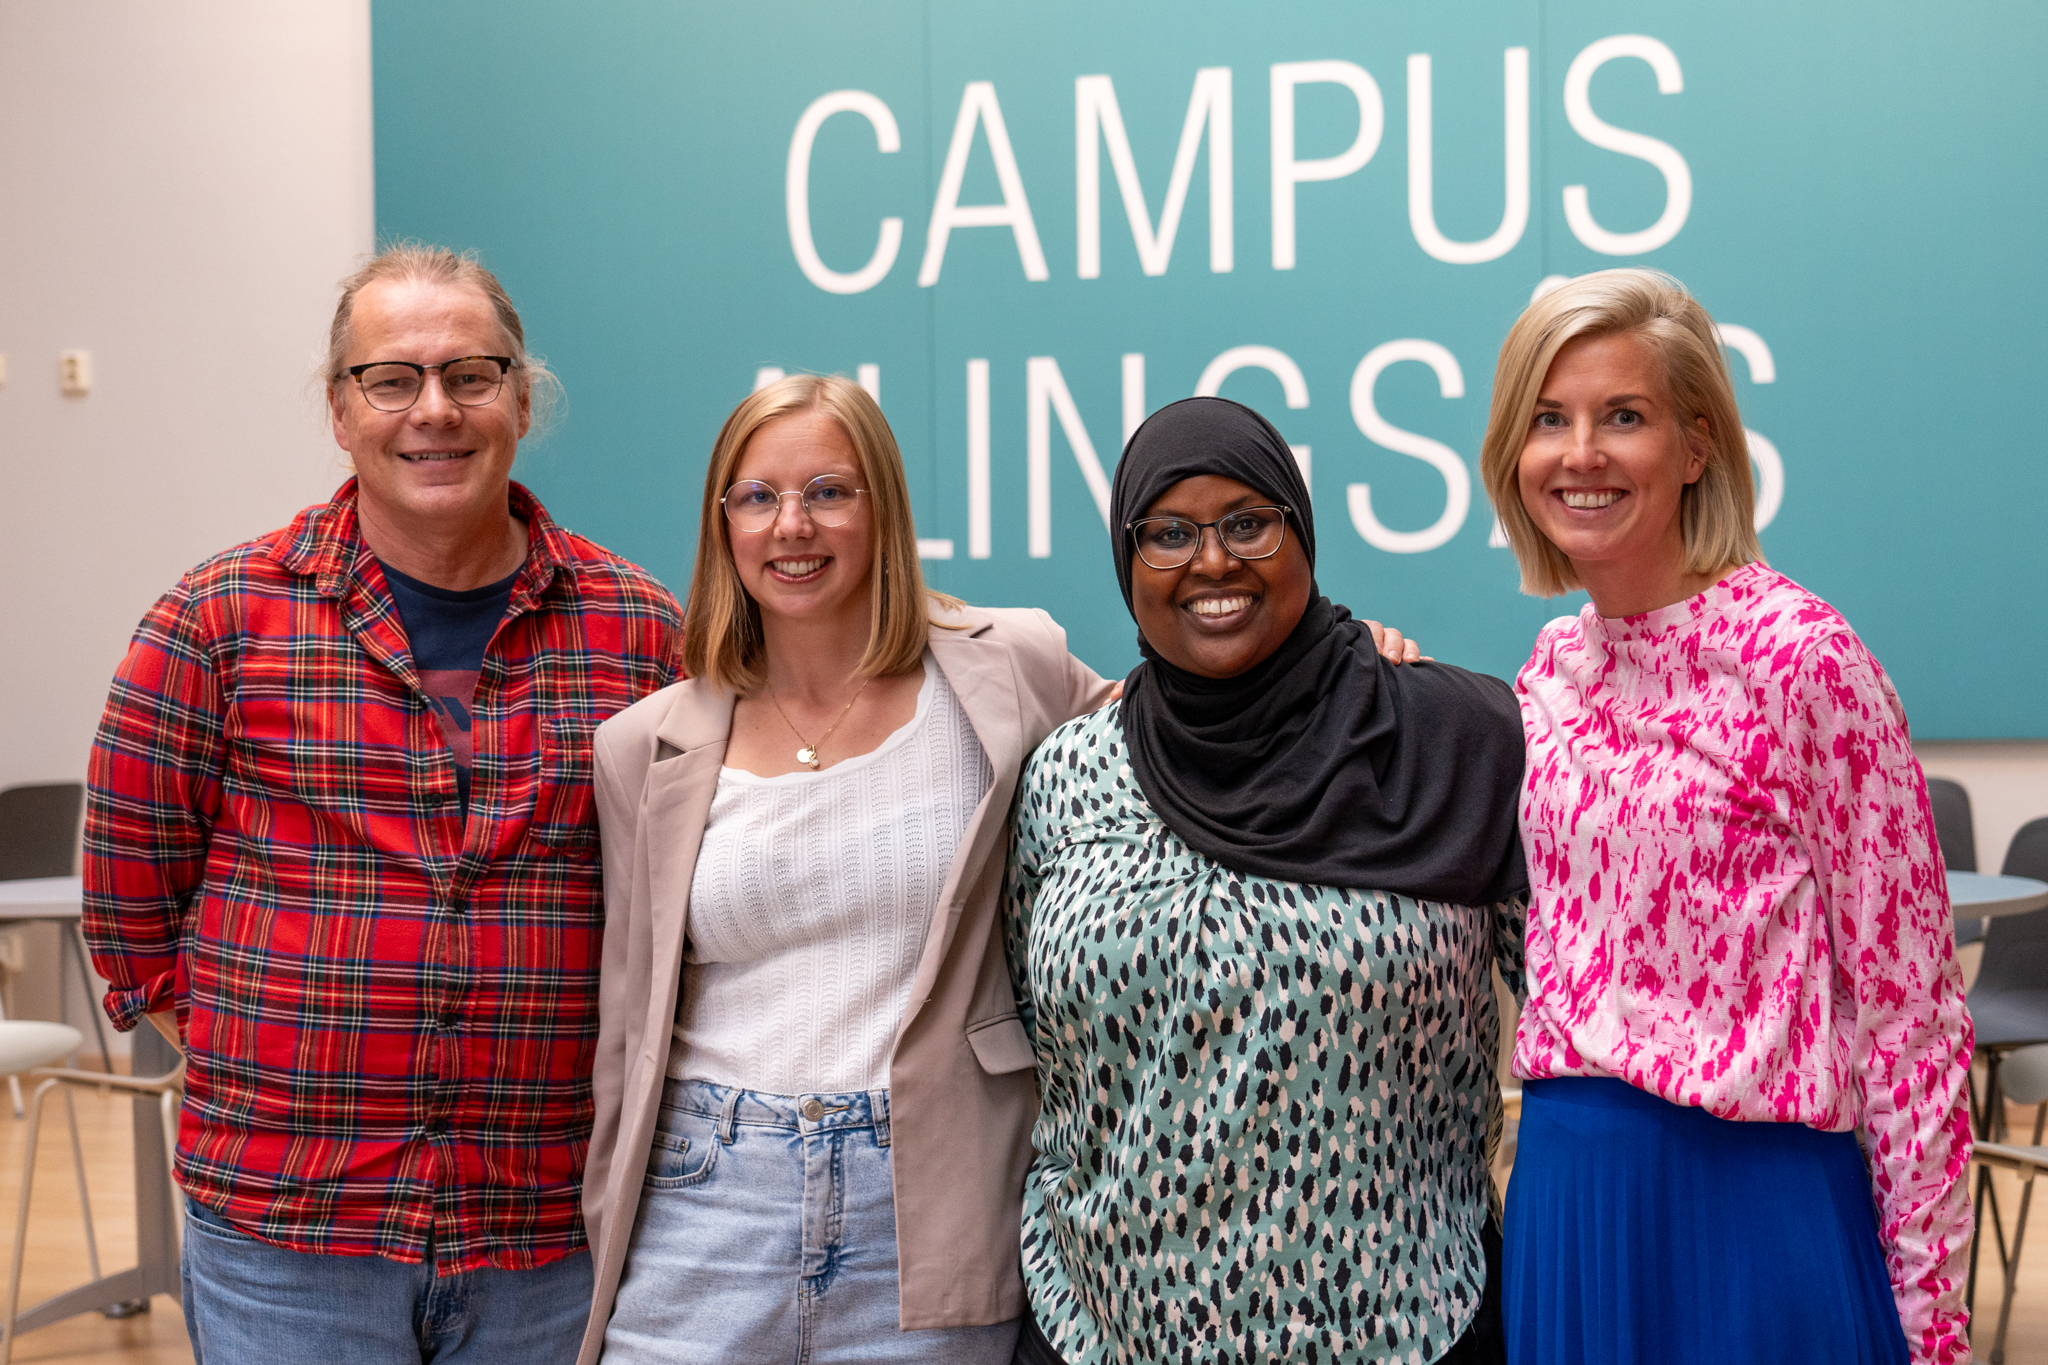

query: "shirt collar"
left=274, top=478, right=576, bottom=601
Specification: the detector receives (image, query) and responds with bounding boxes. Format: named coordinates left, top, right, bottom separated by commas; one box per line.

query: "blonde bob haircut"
left=682, top=374, right=961, bottom=694
left=1479, top=268, right=1762, bottom=598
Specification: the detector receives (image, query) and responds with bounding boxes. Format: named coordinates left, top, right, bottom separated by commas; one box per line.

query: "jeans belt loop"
left=867, top=1088, right=891, bottom=1149
left=716, top=1087, right=741, bottom=1145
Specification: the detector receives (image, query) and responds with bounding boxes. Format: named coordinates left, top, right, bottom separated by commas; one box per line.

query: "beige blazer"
left=575, top=605, right=1112, bottom=1362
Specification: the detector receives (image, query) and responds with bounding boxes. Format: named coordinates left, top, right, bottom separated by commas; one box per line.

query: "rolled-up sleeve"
left=83, top=579, right=226, bottom=1031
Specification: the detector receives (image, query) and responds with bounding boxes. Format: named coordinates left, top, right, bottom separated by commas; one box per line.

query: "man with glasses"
left=83, top=245, right=683, bottom=1362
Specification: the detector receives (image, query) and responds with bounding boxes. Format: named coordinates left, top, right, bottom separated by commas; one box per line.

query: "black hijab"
left=1112, top=397, right=1527, bottom=905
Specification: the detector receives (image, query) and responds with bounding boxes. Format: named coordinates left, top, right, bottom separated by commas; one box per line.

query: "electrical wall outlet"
left=59, top=349, right=91, bottom=397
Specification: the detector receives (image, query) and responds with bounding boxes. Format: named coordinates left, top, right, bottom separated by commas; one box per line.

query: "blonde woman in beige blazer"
left=575, top=375, right=1114, bottom=1364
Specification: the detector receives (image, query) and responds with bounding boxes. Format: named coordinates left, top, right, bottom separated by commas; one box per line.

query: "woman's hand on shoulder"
left=1365, top=620, right=1429, bottom=664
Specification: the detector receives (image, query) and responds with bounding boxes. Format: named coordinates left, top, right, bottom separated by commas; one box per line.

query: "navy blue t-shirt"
left=381, top=561, right=519, bottom=807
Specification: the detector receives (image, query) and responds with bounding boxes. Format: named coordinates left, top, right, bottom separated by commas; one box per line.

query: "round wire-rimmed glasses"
left=344, top=356, right=514, bottom=412
left=1127, top=505, right=1292, bottom=570
left=722, top=475, right=867, bottom=531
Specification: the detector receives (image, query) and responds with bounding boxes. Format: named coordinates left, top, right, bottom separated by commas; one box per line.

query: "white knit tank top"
left=667, top=654, right=993, bottom=1095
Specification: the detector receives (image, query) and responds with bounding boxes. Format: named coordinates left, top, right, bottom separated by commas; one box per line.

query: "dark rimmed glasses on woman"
left=1128, top=505, right=1291, bottom=570
left=722, top=475, right=867, bottom=531
left=344, top=356, right=515, bottom=413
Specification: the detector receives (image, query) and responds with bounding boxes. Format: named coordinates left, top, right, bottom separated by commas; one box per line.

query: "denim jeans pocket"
left=643, top=1109, right=720, bottom=1190
left=183, top=1197, right=261, bottom=1243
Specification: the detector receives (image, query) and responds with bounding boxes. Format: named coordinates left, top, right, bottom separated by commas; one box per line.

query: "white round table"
left=1948, top=870, right=2048, bottom=921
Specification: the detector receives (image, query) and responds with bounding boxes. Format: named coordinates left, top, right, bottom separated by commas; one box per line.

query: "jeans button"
left=800, top=1098, right=824, bottom=1122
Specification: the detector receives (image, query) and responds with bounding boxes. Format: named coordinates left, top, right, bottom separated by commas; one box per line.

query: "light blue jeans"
left=603, top=1079, right=1019, bottom=1364
left=179, top=1197, right=593, bottom=1364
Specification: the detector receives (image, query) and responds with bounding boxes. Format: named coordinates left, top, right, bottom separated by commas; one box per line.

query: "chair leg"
left=0, top=996, right=23, bottom=1121
left=1971, top=1053, right=2013, bottom=1319
left=2, top=1078, right=59, bottom=1365
left=1969, top=1053, right=1998, bottom=1317
left=61, top=1089, right=100, bottom=1281
left=1991, top=1166, right=2037, bottom=1365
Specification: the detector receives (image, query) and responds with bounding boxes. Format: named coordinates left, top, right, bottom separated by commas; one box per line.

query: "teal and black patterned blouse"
left=1005, top=706, right=1525, bottom=1365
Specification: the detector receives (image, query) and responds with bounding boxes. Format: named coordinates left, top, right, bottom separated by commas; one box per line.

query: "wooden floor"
left=1, top=1069, right=2042, bottom=1363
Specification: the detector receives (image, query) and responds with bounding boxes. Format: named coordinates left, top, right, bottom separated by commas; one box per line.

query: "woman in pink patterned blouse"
left=1479, top=269, right=1973, bottom=1365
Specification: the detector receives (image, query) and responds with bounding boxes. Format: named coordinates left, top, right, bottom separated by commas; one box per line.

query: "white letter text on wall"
left=1562, top=36, right=1691, bottom=256
left=1026, top=357, right=1114, bottom=558
left=920, top=82, right=1050, bottom=286
left=1270, top=61, right=1383, bottom=271
left=1407, top=49, right=1529, bottom=264
left=787, top=91, right=903, bottom=294
left=1347, top=340, right=1470, bottom=552
left=1076, top=68, right=1233, bottom=278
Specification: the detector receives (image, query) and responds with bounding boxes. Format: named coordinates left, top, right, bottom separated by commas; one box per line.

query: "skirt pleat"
left=1502, top=1077, right=1909, bottom=1365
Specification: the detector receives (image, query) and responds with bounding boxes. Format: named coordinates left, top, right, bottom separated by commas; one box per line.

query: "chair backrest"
left=1927, top=777, right=1977, bottom=872
left=1972, top=820, right=2048, bottom=1034
left=0, top=782, right=84, bottom=881
left=2004, top=816, right=2048, bottom=883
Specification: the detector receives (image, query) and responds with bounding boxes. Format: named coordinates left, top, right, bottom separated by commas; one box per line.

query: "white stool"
left=0, top=1022, right=95, bottom=1364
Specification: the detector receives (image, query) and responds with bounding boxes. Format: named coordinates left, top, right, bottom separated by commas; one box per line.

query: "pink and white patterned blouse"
left=1513, top=562, right=1973, bottom=1365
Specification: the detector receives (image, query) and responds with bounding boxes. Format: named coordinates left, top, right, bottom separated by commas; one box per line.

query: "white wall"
left=0, top=0, right=373, bottom=799
left=0, top=0, right=373, bottom=1049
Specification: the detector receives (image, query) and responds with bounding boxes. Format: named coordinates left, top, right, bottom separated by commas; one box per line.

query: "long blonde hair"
left=1479, top=268, right=1762, bottom=598
left=682, top=374, right=961, bottom=693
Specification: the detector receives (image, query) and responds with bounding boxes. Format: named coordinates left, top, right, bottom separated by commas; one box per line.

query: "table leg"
left=128, top=1028, right=179, bottom=1300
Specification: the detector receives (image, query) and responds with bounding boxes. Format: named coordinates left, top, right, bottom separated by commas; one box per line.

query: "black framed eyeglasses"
left=343, top=356, right=514, bottom=412
left=1127, top=505, right=1292, bottom=570
left=722, top=475, right=867, bottom=530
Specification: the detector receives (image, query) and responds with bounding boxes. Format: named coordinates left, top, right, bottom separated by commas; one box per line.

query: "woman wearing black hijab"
left=1003, top=397, right=1527, bottom=1365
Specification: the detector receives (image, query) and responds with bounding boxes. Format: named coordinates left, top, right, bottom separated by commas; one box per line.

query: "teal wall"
left=372, top=1, right=2048, bottom=737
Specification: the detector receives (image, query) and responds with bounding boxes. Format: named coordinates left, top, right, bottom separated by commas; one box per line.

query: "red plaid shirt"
left=84, top=480, right=682, bottom=1272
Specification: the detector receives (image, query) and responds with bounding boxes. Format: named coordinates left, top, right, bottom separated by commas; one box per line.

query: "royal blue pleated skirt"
left=1503, top=1077, right=1909, bottom=1365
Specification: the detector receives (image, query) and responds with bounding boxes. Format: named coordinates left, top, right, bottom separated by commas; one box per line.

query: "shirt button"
left=800, top=1098, right=824, bottom=1122
left=438, top=1012, right=458, bottom=1030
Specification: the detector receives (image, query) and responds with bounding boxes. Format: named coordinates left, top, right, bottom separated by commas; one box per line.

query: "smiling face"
left=1128, top=474, right=1313, bottom=679
left=328, top=278, right=529, bottom=534
left=726, top=409, right=874, bottom=632
left=1516, top=330, right=1709, bottom=612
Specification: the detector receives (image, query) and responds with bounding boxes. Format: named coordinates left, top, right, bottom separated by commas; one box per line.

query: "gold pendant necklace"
left=768, top=675, right=873, bottom=770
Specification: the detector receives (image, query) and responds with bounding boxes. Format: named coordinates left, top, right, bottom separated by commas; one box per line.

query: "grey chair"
left=1928, top=777, right=1978, bottom=873
left=1929, top=777, right=1978, bottom=872
left=1965, top=816, right=2048, bottom=1326
left=0, top=784, right=82, bottom=882
left=1971, top=818, right=2048, bottom=1054
left=1928, top=778, right=1984, bottom=947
